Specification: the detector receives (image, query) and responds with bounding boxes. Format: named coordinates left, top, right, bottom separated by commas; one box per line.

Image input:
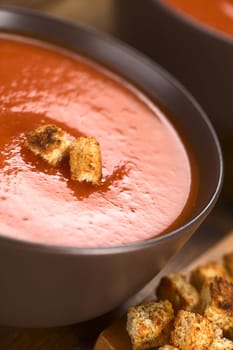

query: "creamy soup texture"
left=0, top=34, right=194, bottom=247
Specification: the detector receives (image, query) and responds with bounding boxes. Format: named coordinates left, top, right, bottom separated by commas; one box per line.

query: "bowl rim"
left=0, top=6, right=224, bottom=254
left=156, top=0, right=233, bottom=45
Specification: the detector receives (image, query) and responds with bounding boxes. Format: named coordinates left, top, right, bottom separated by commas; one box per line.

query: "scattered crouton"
left=156, top=273, right=199, bottom=314
left=24, top=124, right=71, bottom=166
left=126, top=300, right=174, bottom=350
left=190, top=262, right=230, bottom=292
left=210, top=336, right=233, bottom=350
left=200, top=276, right=233, bottom=339
left=223, top=252, right=233, bottom=277
left=171, top=310, right=216, bottom=350
left=69, top=136, right=102, bottom=185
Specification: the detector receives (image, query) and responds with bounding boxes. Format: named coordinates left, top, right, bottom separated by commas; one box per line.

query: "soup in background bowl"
left=115, top=0, right=233, bottom=200
left=163, top=0, right=233, bottom=39
left=0, top=7, right=222, bottom=327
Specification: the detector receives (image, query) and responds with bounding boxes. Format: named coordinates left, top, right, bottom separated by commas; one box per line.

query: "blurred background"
left=0, top=0, right=116, bottom=33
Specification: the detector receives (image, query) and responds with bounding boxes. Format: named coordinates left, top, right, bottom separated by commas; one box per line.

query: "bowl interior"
left=0, top=6, right=223, bottom=250
left=0, top=6, right=224, bottom=327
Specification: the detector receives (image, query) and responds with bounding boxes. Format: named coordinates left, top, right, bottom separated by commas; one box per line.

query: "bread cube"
left=200, top=277, right=233, bottom=339
left=171, top=310, right=216, bottom=350
left=190, top=262, right=230, bottom=292
left=24, top=124, right=71, bottom=166
left=126, top=300, right=174, bottom=350
left=157, top=273, right=199, bottom=313
left=69, top=136, right=102, bottom=185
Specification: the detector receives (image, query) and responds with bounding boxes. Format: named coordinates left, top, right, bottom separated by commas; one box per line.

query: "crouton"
left=171, top=310, right=216, bottom=350
left=126, top=300, right=174, bottom=350
left=69, top=136, right=102, bottom=186
left=210, top=336, right=233, bottom=350
left=24, top=124, right=71, bottom=166
left=158, top=346, right=180, bottom=350
left=200, top=277, right=233, bottom=339
left=190, top=262, right=230, bottom=292
left=212, top=322, right=224, bottom=339
left=223, top=252, right=233, bottom=277
left=156, top=273, right=200, bottom=314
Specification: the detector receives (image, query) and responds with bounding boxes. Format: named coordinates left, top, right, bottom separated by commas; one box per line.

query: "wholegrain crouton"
left=156, top=273, right=200, bottom=314
left=210, top=336, right=233, bottom=350
left=126, top=300, right=174, bottom=350
left=171, top=310, right=216, bottom=350
left=190, top=262, right=230, bottom=292
left=69, top=136, right=102, bottom=185
left=24, top=124, right=71, bottom=166
left=200, top=276, right=233, bottom=339
left=223, top=252, right=233, bottom=277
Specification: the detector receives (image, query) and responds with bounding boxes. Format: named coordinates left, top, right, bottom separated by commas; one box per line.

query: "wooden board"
left=0, top=230, right=232, bottom=349
left=183, top=230, right=233, bottom=274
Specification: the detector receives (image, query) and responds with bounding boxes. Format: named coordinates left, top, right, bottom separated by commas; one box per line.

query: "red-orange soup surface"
left=0, top=34, right=195, bottom=247
left=162, top=0, right=233, bottom=38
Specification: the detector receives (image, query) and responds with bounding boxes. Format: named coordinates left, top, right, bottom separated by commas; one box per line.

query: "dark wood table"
left=0, top=1, right=232, bottom=348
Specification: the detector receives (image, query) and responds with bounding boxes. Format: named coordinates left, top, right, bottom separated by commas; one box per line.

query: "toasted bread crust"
left=190, top=262, right=230, bottom=292
left=69, top=136, right=102, bottom=185
left=126, top=300, right=174, bottom=350
left=24, top=124, right=71, bottom=166
left=171, top=310, right=216, bottom=350
left=200, top=277, right=233, bottom=339
left=157, top=273, right=200, bottom=314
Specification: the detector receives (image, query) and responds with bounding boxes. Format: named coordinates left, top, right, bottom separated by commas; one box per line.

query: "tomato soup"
left=0, top=34, right=194, bottom=247
left=162, top=0, right=233, bottom=38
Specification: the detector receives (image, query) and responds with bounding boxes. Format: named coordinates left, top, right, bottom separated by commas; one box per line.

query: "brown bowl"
left=0, top=6, right=223, bottom=327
